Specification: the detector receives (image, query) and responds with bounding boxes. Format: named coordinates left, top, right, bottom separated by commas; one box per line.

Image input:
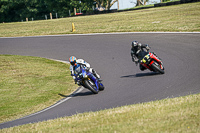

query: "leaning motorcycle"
left=140, top=52, right=165, bottom=74
left=74, top=64, right=104, bottom=94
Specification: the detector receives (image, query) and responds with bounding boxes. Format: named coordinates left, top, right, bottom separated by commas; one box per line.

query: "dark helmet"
left=132, top=41, right=138, bottom=47
left=69, top=56, right=77, bottom=66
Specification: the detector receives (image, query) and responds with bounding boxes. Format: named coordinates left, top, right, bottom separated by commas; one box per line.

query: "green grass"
left=0, top=2, right=200, bottom=132
left=1, top=94, right=199, bottom=132
left=0, top=55, right=77, bottom=123
left=0, top=2, right=200, bottom=37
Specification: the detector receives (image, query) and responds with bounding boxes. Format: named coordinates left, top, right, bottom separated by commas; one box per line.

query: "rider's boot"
left=139, top=64, right=146, bottom=71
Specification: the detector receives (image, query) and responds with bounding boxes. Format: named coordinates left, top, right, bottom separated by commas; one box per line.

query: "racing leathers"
left=131, top=43, right=150, bottom=71
left=69, top=59, right=100, bottom=85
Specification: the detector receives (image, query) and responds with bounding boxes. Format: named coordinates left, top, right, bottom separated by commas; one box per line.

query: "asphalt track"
left=0, top=33, right=200, bottom=129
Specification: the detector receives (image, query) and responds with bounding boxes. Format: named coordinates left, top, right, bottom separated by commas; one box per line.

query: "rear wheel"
left=151, top=62, right=165, bottom=74
left=84, top=80, right=99, bottom=94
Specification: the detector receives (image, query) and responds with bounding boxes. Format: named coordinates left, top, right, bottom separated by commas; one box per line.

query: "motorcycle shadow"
left=72, top=91, right=94, bottom=97
left=121, top=72, right=159, bottom=78
left=58, top=90, right=93, bottom=98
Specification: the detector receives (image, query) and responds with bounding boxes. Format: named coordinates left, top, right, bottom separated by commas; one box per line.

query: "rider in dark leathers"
left=131, top=41, right=151, bottom=71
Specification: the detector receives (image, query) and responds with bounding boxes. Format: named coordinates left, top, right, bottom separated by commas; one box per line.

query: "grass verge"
left=0, top=2, right=200, bottom=37
left=1, top=93, right=199, bottom=132
left=0, top=55, right=77, bottom=123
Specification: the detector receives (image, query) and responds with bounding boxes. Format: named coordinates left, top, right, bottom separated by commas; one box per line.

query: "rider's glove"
left=83, top=65, right=89, bottom=71
left=152, top=52, right=157, bottom=56
left=146, top=44, right=150, bottom=51
left=86, top=67, right=89, bottom=71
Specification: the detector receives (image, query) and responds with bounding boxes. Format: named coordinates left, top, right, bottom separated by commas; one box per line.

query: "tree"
left=0, top=0, right=119, bottom=22
left=136, top=0, right=149, bottom=6
left=94, top=0, right=118, bottom=10
left=70, top=0, right=94, bottom=14
left=43, top=0, right=71, bottom=18
left=0, top=0, right=72, bottom=22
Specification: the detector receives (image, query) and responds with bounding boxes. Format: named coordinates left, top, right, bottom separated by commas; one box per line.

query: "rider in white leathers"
left=69, top=56, right=101, bottom=85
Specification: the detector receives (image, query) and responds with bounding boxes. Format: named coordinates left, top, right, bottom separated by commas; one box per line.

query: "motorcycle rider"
left=69, top=56, right=101, bottom=85
left=131, top=41, right=150, bottom=71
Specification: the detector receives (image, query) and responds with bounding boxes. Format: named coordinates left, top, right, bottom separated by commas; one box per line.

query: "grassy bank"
left=1, top=93, right=199, bottom=132
left=0, top=2, right=200, bottom=37
left=0, top=55, right=77, bottom=123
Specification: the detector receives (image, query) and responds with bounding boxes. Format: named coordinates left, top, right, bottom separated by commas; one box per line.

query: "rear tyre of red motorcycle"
left=84, top=80, right=99, bottom=94
left=151, top=63, right=165, bottom=74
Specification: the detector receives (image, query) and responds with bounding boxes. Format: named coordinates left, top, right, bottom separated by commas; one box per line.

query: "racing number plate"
left=142, top=54, right=150, bottom=63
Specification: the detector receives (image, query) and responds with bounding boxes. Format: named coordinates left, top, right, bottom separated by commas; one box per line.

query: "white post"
left=74, top=8, right=76, bottom=15
left=118, top=0, right=119, bottom=10
left=50, top=13, right=52, bottom=19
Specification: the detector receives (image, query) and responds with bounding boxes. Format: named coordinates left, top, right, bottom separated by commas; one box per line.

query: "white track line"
left=18, top=87, right=84, bottom=120
left=1, top=32, right=199, bottom=39
left=17, top=59, right=84, bottom=120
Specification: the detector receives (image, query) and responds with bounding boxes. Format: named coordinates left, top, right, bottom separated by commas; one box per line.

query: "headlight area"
left=77, top=73, right=83, bottom=79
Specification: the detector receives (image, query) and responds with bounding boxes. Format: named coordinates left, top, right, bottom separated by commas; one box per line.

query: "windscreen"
left=74, top=65, right=82, bottom=75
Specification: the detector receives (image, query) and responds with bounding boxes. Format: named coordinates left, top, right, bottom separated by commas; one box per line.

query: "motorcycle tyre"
left=84, top=80, right=99, bottom=94
left=151, top=63, right=165, bottom=74
left=99, top=83, right=104, bottom=91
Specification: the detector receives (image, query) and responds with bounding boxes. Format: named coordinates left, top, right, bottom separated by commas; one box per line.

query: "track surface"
left=0, top=33, right=200, bottom=129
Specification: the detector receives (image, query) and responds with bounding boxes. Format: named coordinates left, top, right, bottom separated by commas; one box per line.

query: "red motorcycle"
left=140, top=52, right=165, bottom=74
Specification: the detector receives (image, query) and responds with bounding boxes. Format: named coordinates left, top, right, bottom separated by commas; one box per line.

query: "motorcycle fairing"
left=86, top=71, right=99, bottom=90
left=141, top=52, right=164, bottom=70
left=74, top=65, right=99, bottom=90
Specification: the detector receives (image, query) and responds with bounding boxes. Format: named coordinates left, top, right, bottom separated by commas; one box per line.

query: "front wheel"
left=84, top=80, right=99, bottom=94
left=99, top=82, right=104, bottom=91
left=151, top=62, right=165, bottom=74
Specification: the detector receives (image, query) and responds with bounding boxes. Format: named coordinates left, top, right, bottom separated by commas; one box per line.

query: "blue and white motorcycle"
left=74, top=64, right=104, bottom=94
